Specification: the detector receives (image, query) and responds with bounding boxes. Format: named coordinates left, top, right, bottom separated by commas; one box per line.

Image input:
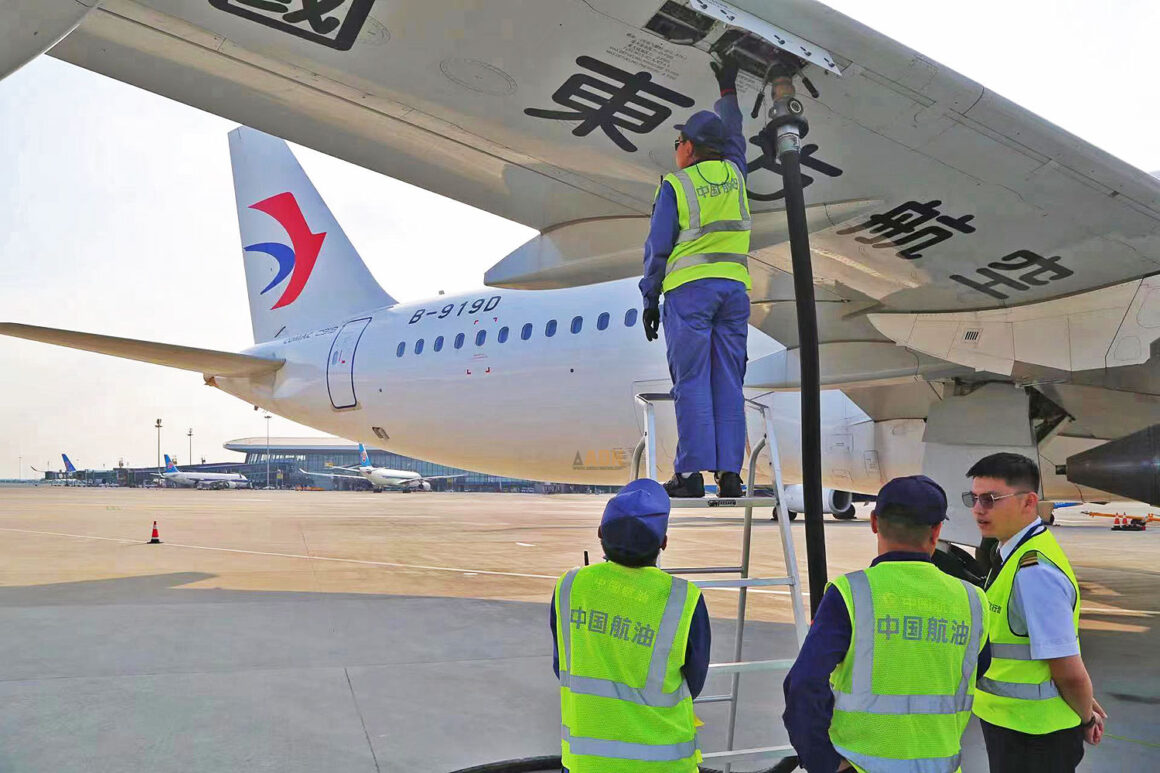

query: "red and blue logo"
left=244, top=192, right=327, bottom=309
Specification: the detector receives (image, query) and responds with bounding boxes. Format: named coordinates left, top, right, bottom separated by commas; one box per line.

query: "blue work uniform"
left=640, top=94, right=750, bottom=474
left=782, top=551, right=994, bottom=772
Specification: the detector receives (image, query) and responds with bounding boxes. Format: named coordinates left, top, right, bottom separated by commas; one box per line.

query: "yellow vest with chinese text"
left=829, top=561, right=988, bottom=773
left=974, top=528, right=1081, bottom=734
left=660, top=159, right=752, bottom=294
left=554, top=561, right=701, bottom=773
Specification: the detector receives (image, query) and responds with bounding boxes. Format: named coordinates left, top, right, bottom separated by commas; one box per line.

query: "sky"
left=1, top=1, right=1159, bottom=477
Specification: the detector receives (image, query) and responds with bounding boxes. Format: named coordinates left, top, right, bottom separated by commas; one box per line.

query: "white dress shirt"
left=999, top=519, right=1080, bottom=660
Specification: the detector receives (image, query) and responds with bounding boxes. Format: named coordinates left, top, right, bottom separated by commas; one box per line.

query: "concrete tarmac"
left=0, top=488, right=1155, bottom=771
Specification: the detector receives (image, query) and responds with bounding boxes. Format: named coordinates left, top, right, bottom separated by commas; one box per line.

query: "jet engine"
left=782, top=485, right=856, bottom=520
left=1065, top=425, right=1160, bottom=506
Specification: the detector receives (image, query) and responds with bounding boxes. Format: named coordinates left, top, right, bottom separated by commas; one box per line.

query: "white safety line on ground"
left=0, top=527, right=558, bottom=580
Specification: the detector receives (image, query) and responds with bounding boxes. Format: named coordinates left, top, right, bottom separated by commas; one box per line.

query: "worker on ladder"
left=783, top=476, right=992, bottom=772
left=549, top=479, right=710, bottom=771
left=640, top=56, right=752, bottom=499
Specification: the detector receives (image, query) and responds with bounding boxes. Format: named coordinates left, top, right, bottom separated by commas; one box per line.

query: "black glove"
left=643, top=307, right=660, bottom=342
left=711, top=57, right=739, bottom=95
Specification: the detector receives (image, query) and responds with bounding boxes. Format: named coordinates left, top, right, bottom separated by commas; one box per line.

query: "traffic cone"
left=148, top=521, right=162, bottom=544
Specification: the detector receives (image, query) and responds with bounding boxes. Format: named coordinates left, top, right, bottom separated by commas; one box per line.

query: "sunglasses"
left=674, top=136, right=687, bottom=150
left=961, top=491, right=1031, bottom=509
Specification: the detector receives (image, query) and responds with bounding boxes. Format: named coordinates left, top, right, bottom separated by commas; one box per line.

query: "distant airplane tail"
left=62, top=453, right=76, bottom=473
left=358, top=443, right=372, bottom=468
left=228, top=127, right=396, bottom=344
left=164, top=454, right=179, bottom=473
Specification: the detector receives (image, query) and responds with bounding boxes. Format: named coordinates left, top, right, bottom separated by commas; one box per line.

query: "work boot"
left=715, top=471, right=744, bottom=498
left=663, top=472, right=704, bottom=498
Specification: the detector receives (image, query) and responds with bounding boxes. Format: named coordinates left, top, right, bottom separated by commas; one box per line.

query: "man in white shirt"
left=966, top=452, right=1107, bottom=772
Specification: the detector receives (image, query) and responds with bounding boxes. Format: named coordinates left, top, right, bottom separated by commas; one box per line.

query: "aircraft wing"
left=299, top=468, right=369, bottom=482
left=416, top=474, right=468, bottom=483
left=0, top=323, right=284, bottom=378
left=28, top=0, right=1160, bottom=323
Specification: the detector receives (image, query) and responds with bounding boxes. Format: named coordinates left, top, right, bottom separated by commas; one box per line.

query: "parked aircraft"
left=7, top=1, right=1160, bottom=543
left=156, top=455, right=250, bottom=490
left=299, top=443, right=465, bottom=492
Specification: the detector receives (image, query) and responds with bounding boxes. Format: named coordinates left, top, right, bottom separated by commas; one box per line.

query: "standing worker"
left=966, top=452, right=1107, bottom=772
left=640, top=57, right=752, bottom=499
left=783, top=476, right=991, bottom=772
left=549, top=479, right=710, bottom=772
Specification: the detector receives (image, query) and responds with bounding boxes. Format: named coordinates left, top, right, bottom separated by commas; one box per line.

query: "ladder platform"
left=701, top=745, right=797, bottom=763
left=668, top=496, right=777, bottom=508
left=707, top=659, right=796, bottom=674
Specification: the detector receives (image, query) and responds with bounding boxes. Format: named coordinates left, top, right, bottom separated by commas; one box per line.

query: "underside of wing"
left=41, top=0, right=1160, bottom=321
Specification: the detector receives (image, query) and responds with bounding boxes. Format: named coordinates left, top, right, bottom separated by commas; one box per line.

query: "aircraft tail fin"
left=358, top=443, right=372, bottom=468
left=229, top=127, right=396, bottom=344
left=164, top=455, right=179, bottom=473
left=62, top=454, right=76, bottom=473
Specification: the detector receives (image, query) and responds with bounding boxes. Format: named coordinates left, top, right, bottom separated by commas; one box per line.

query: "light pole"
left=264, top=414, right=271, bottom=489
left=187, top=428, right=193, bottom=468
left=155, top=418, right=162, bottom=472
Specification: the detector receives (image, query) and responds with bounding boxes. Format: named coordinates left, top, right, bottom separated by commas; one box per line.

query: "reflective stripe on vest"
left=834, top=570, right=984, bottom=716
left=558, top=567, right=692, bottom=707
left=834, top=746, right=962, bottom=773
left=977, top=676, right=1060, bottom=701
left=666, top=252, right=750, bottom=276
left=561, top=724, right=698, bottom=762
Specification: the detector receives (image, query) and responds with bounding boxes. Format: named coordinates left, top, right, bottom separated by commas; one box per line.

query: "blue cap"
left=600, top=479, right=671, bottom=555
left=873, top=475, right=948, bottom=524
left=676, top=110, right=725, bottom=149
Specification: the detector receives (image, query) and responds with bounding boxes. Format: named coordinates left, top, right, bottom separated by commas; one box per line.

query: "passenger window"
left=414, top=339, right=424, bottom=355
left=454, top=333, right=465, bottom=349
left=571, top=316, right=583, bottom=334
left=521, top=323, right=533, bottom=340
left=498, top=326, right=509, bottom=343
left=624, top=308, right=638, bottom=327
left=546, top=319, right=557, bottom=337
left=597, top=312, right=610, bottom=331
left=396, top=342, right=406, bottom=358
left=434, top=336, right=444, bottom=352
left=475, top=330, right=486, bottom=346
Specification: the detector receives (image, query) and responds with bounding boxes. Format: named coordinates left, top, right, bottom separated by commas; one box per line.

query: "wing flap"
left=0, top=323, right=284, bottom=377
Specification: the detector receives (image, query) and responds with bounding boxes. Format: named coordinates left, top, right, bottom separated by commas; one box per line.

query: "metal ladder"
left=630, top=393, right=808, bottom=770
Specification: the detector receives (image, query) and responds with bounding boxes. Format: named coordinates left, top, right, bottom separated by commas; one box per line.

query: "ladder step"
left=666, top=566, right=743, bottom=575
left=707, top=659, right=797, bottom=674
left=668, top=497, right=776, bottom=508
left=693, top=577, right=795, bottom=589
left=701, top=744, right=797, bottom=763
left=692, top=694, right=734, bottom=704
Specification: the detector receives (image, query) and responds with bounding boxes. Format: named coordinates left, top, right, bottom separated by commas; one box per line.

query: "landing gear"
left=833, top=505, right=857, bottom=521
left=771, top=510, right=799, bottom=522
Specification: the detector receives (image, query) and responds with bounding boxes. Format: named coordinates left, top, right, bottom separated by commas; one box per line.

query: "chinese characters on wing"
left=209, top=0, right=375, bottom=50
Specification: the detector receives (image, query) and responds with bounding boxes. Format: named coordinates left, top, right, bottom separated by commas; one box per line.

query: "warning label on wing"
left=606, top=32, right=688, bottom=81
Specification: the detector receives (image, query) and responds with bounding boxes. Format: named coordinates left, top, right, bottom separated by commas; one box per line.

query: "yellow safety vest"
left=554, top=561, right=702, bottom=773
left=974, top=527, right=1082, bottom=734
left=660, top=159, right=752, bottom=294
left=829, top=561, right=988, bottom=773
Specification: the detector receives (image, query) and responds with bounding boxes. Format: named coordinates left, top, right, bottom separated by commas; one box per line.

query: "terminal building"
left=57, top=437, right=614, bottom=494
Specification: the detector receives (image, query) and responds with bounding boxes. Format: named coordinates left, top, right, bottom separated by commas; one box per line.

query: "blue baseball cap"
left=676, top=110, right=725, bottom=150
left=600, top=479, right=671, bottom=555
left=873, top=475, right=949, bottom=524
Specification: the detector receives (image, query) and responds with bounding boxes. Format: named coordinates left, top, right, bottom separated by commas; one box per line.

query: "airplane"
left=156, top=455, right=251, bottom=490
left=6, top=1, right=1160, bottom=548
left=298, top=443, right=466, bottom=492
left=31, top=453, right=89, bottom=486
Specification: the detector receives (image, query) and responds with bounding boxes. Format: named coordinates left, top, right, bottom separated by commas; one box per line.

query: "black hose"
left=778, top=141, right=828, bottom=615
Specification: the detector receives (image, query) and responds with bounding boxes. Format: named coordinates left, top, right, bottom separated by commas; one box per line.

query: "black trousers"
left=980, top=719, right=1085, bottom=772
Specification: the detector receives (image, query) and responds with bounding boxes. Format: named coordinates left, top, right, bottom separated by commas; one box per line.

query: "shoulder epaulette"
left=1018, top=550, right=1040, bottom=569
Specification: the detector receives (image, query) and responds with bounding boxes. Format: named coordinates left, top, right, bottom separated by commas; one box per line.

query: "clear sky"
left=1, top=1, right=1157, bottom=476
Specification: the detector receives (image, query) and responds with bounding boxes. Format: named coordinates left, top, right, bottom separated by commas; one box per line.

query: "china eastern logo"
left=244, top=192, right=327, bottom=309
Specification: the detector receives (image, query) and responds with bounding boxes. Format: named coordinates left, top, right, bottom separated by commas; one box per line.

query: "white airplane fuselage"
left=163, top=471, right=249, bottom=489
left=217, top=279, right=910, bottom=493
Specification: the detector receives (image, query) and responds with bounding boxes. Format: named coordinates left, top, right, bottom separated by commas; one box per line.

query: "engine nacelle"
left=783, top=485, right=854, bottom=515
left=1066, top=425, right=1160, bottom=505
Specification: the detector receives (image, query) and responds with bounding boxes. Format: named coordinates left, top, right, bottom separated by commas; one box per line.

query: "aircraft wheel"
left=833, top=505, right=857, bottom=521
left=772, top=510, right=799, bottom=522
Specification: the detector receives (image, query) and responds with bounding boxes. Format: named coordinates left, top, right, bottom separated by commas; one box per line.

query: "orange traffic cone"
left=148, top=521, right=162, bottom=544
